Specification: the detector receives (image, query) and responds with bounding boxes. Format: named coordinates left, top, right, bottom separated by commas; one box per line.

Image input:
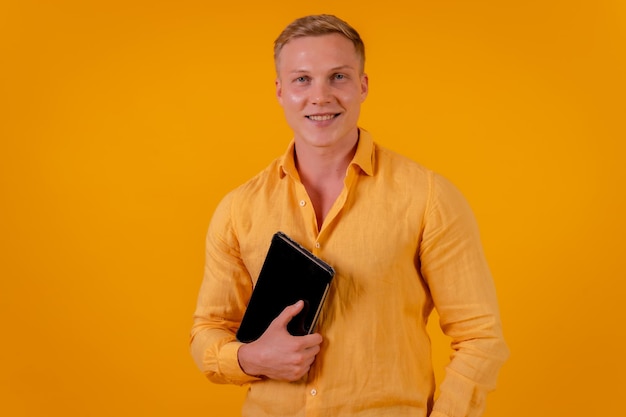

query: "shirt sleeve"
left=420, top=173, right=509, bottom=417
left=189, top=192, right=261, bottom=385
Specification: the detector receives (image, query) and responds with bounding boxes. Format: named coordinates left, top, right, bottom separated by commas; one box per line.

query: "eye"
left=294, top=76, right=309, bottom=83
left=333, top=73, right=346, bottom=80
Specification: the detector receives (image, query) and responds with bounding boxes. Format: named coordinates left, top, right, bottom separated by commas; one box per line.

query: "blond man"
left=191, top=14, right=508, bottom=417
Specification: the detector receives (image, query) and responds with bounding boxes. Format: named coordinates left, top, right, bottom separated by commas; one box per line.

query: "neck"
left=293, top=130, right=360, bottom=230
left=294, top=130, right=359, bottom=184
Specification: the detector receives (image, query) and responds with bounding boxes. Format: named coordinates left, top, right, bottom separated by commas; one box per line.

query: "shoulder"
left=371, top=142, right=434, bottom=192
left=372, top=142, right=466, bottom=195
left=227, top=157, right=283, bottom=202
left=429, top=172, right=471, bottom=210
left=369, top=141, right=475, bottom=222
left=424, top=171, right=478, bottom=233
left=208, top=156, right=282, bottom=233
left=375, top=142, right=430, bottom=173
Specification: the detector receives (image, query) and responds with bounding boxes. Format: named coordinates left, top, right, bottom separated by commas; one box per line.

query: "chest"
left=237, top=173, right=428, bottom=289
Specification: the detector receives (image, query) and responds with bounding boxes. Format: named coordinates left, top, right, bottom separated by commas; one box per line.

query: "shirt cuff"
left=219, top=341, right=263, bottom=385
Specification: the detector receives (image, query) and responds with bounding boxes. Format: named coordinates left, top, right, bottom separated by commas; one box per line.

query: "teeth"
left=308, top=114, right=335, bottom=121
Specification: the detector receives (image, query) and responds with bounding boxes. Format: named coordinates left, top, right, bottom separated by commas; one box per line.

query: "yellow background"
left=1, top=0, right=624, bottom=416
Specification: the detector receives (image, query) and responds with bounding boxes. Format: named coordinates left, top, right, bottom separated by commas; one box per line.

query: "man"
left=190, top=14, right=508, bottom=417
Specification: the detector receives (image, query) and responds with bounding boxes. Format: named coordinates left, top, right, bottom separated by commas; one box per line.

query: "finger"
left=299, top=332, right=323, bottom=349
left=303, top=341, right=322, bottom=356
left=272, top=300, right=304, bottom=328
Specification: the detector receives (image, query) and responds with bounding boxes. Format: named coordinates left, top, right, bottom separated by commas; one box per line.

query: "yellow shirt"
left=190, top=130, right=509, bottom=417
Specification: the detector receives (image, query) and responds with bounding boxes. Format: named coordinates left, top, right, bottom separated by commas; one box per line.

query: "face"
left=275, top=34, right=368, bottom=153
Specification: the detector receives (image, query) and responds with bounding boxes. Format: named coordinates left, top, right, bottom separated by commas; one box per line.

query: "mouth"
left=305, top=113, right=341, bottom=121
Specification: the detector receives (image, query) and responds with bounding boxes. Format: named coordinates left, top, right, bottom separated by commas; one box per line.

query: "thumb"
left=272, top=300, right=304, bottom=329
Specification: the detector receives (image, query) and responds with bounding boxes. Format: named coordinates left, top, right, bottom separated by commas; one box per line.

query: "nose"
left=311, top=80, right=332, bottom=105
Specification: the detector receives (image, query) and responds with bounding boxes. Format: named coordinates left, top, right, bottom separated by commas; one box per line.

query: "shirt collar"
left=278, top=128, right=375, bottom=179
left=351, top=129, right=375, bottom=176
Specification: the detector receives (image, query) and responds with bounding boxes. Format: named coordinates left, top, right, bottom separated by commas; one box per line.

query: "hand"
left=238, top=300, right=323, bottom=381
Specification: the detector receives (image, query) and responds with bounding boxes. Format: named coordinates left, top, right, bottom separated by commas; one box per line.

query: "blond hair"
left=274, top=14, right=365, bottom=73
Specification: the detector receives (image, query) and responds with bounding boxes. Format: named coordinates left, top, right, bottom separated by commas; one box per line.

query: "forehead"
left=277, top=33, right=360, bottom=72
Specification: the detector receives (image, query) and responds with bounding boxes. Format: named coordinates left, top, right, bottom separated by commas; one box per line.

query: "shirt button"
left=299, top=200, right=306, bottom=207
left=310, top=389, right=317, bottom=396
left=315, top=242, right=320, bottom=248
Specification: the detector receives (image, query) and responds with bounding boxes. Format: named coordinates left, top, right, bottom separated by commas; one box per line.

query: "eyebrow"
left=289, top=65, right=356, bottom=74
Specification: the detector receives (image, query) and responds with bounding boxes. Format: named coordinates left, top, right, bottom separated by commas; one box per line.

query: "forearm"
left=429, top=289, right=509, bottom=416
left=430, top=328, right=509, bottom=417
left=190, top=318, right=261, bottom=385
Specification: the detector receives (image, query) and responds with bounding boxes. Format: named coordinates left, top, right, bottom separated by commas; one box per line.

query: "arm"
left=421, top=174, right=509, bottom=417
left=189, top=194, right=322, bottom=384
left=189, top=193, right=257, bottom=385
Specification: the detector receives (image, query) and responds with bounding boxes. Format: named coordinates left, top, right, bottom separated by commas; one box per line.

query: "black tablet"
left=236, top=232, right=335, bottom=343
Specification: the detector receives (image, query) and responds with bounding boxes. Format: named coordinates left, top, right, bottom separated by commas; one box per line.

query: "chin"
left=302, top=130, right=339, bottom=144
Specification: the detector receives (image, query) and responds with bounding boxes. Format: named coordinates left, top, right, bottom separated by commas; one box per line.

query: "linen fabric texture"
left=190, top=130, right=509, bottom=417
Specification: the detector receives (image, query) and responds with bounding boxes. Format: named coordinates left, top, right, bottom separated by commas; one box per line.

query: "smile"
left=306, top=113, right=340, bottom=121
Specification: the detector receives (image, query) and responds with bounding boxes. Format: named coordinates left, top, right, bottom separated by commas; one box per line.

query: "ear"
left=275, top=78, right=283, bottom=106
left=360, top=73, right=369, bottom=102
